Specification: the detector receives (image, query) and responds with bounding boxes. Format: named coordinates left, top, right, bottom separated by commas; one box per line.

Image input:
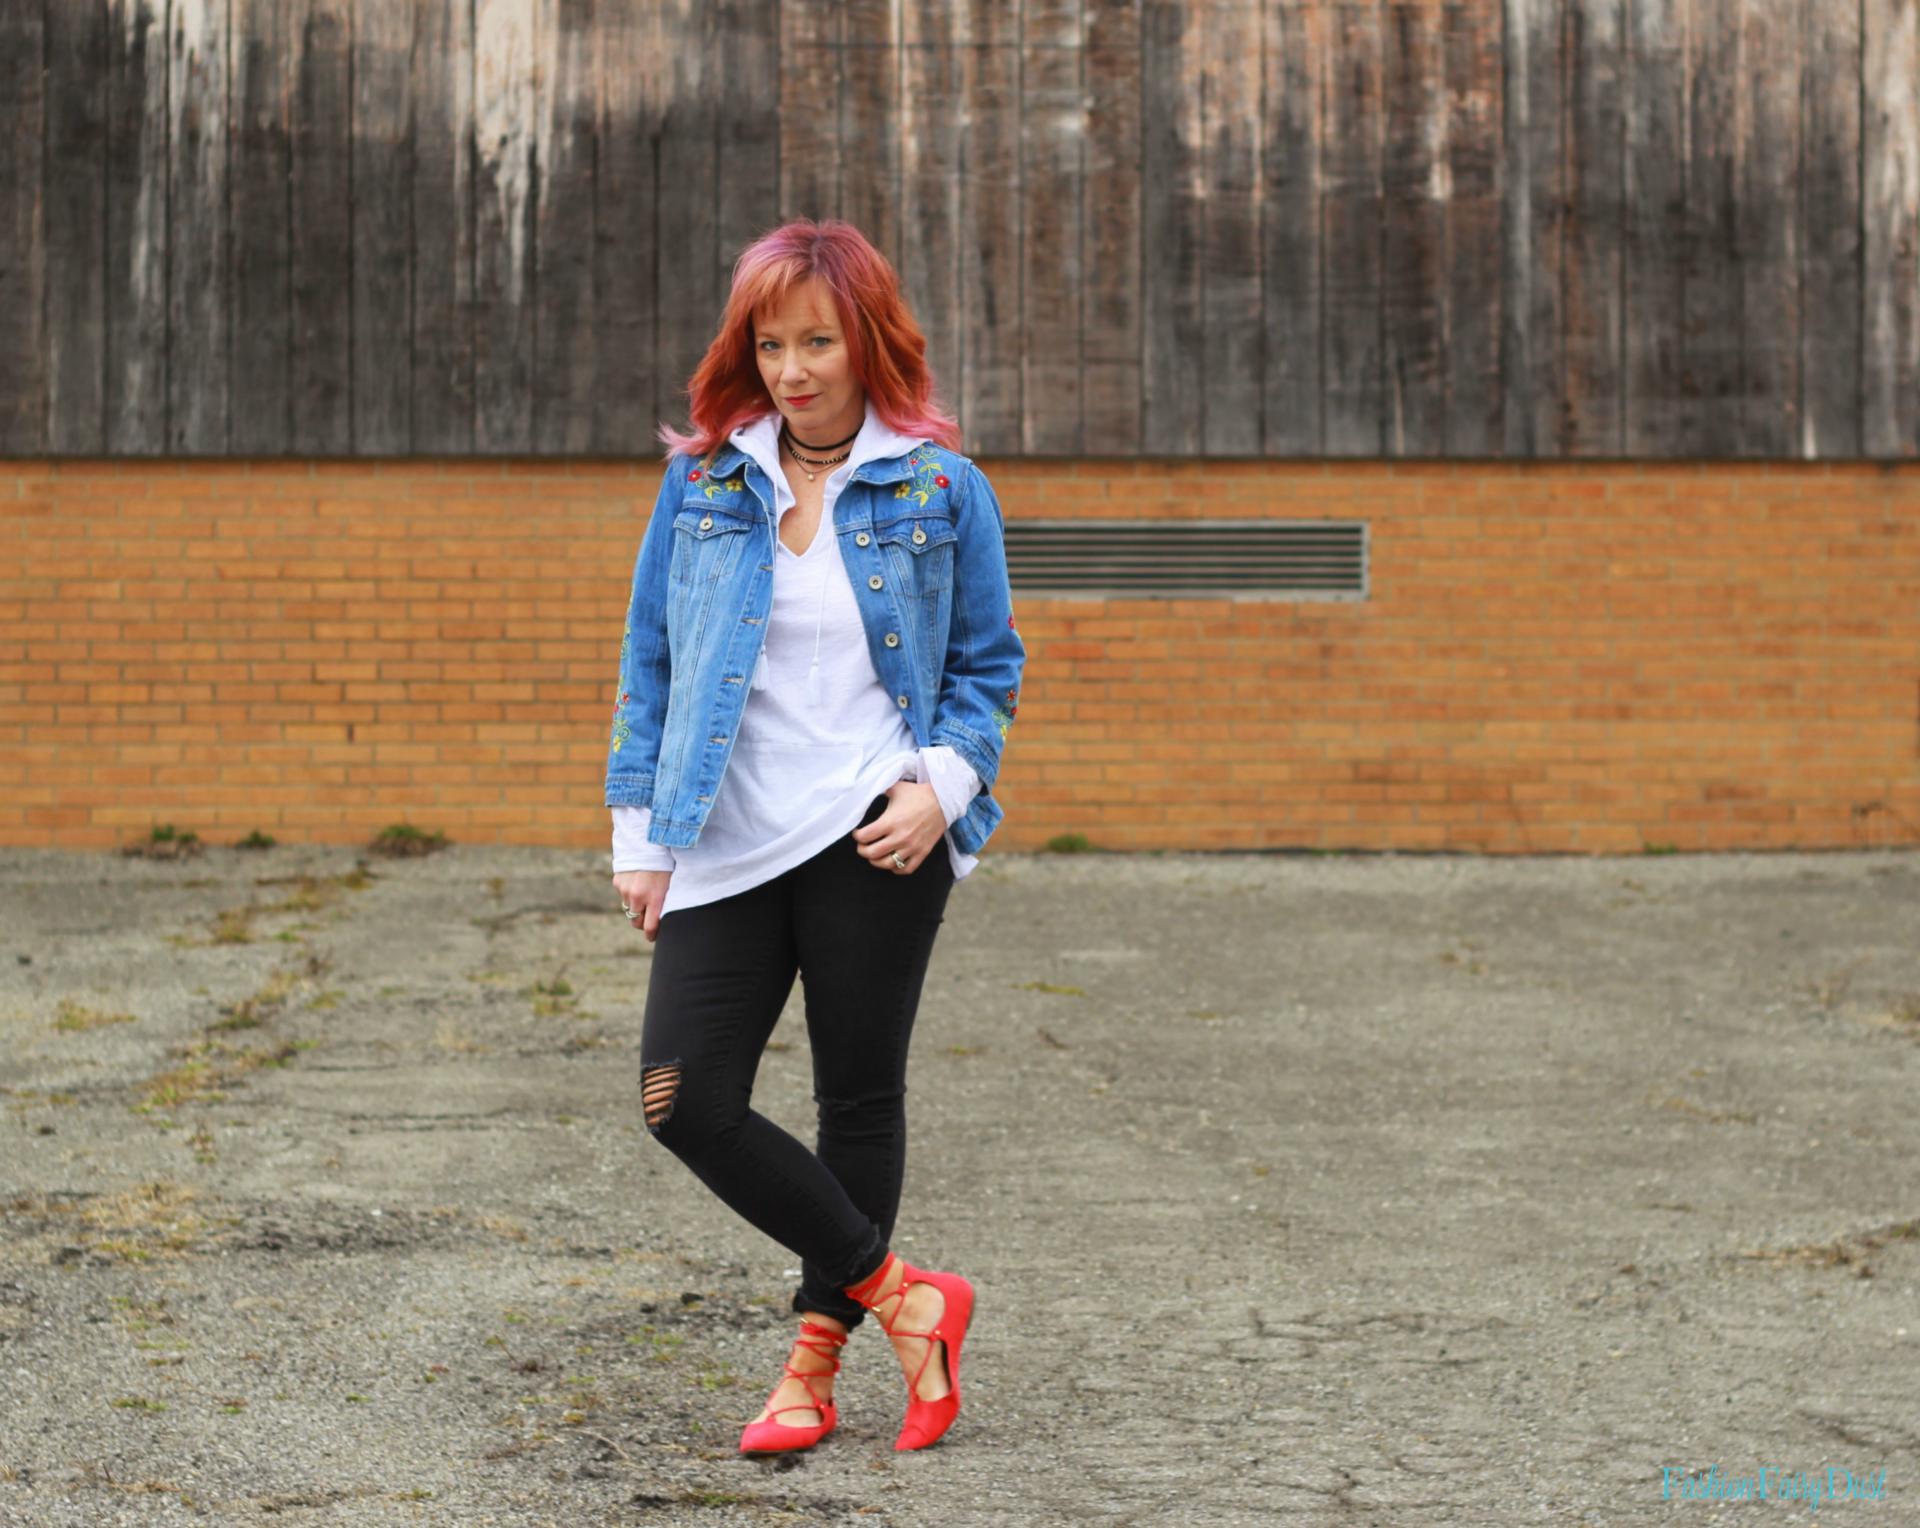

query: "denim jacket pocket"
left=873, top=513, right=958, bottom=595
left=669, top=504, right=756, bottom=587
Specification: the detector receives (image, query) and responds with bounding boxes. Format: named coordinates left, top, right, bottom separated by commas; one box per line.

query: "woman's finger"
left=869, top=834, right=925, bottom=872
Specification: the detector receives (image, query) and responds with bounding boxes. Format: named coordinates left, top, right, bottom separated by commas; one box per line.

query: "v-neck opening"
left=778, top=515, right=825, bottom=560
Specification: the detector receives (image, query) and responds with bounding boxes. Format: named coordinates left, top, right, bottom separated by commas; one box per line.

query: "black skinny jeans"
left=639, top=792, right=955, bottom=1330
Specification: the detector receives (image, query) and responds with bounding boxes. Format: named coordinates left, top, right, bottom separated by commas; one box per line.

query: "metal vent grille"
left=1003, top=519, right=1367, bottom=599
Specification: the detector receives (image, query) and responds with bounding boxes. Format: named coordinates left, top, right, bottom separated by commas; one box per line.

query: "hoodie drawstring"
left=807, top=560, right=828, bottom=707
left=754, top=499, right=775, bottom=691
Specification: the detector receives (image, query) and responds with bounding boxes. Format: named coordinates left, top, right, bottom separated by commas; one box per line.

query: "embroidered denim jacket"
left=604, top=439, right=1025, bottom=856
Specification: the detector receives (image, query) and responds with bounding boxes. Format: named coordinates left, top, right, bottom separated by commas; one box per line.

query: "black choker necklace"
left=783, top=422, right=860, bottom=454
left=781, top=421, right=859, bottom=482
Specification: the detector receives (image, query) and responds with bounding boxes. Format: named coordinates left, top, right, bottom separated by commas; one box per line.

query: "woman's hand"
left=613, top=869, right=672, bottom=942
left=851, top=780, right=947, bottom=874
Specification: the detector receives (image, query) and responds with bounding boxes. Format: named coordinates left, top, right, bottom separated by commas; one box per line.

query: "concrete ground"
left=0, top=840, right=1915, bottom=1527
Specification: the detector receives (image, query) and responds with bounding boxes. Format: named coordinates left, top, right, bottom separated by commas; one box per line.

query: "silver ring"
left=620, top=904, right=634, bottom=918
left=890, top=851, right=908, bottom=870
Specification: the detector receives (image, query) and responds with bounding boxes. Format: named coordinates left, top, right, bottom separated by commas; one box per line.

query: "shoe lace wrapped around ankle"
left=761, top=1319, right=846, bottom=1421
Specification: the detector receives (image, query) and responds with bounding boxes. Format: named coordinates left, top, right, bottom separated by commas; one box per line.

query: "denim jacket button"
left=884, top=632, right=899, bottom=647
left=699, top=515, right=713, bottom=530
left=868, top=574, right=884, bottom=591
left=911, top=526, right=927, bottom=545
left=855, top=531, right=871, bottom=547
left=896, top=694, right=909, bottom=708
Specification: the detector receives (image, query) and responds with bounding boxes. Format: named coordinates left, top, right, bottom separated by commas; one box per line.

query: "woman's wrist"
left=914, top=746, right=982, bottom=829
left=611, top=804, right=678, bottom=873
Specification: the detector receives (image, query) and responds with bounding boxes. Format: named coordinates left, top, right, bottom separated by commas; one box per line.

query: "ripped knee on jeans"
left=641, top=1061, right=682, bottom=1134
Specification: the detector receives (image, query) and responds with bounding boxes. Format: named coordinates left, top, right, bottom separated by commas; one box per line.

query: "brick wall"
left=3, top=459, right=1916, bottom=854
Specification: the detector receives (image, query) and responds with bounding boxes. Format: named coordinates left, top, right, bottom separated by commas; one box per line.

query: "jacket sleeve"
left=929, top=460, right=1026, bottom=790
left=604, top=463, right=681, bottom=809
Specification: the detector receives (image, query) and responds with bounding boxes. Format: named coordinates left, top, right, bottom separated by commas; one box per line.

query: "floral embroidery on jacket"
left=992, top=686, right=1018, bottom=741
left=610, top=623, right=633, bottom=753
left=697, top=474, right=744, bottom=501
left=892, top=454, right=949, bottom=507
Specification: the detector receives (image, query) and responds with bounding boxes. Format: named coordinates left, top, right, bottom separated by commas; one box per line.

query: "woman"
left=604, top=218, right=1024, bottom=1455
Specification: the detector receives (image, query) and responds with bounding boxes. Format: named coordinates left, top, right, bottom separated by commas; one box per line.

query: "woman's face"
left=752, top=276, right=864, bottom=444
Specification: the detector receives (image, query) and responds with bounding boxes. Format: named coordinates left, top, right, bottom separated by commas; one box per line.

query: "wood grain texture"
left=167, top=0, right=230, bottom=453
left=839, top=0, right=900, bottom=260
left=656, top=0, right=718, bottom=431
left=1563, top=0, right=1626, bottom=454
left=1736, top=0, right=1803, bottom=456
left=1442, top=0, right=1502, bottom=455
left=1262, top=0, right=1322, bottom=454
left=1502, top=0, right=1563, bottom=456
left=1085, top=0, right=1143, bottom=446
left=45, top=0, right=109, bottom=451
left=8, top=0, right=1918, bottom=460
left=105, top=0, right=169, bottom=453
left=593, top=0, right=660, bottom=453
left=1803, top=0, right=1863, bottom=458
left=351, top=0, right=415, bottom=453
left=232, top=0, right=294, bottom=453
left=1323, top=0, right=1385, bottom=454
left=781, top=0, right=840, bottom=219
left=0, top=0, right=47, bottom=453
left=473, top=0, right=537, bottom=452
left=717, top=0, right=780, bottom=307
left=901, top=0, right=966, bottom=434
left=1685, top=0, right=1742, bottom=454
left=1142, top=0, right=1204, bottom=453
left=1021, top=0, right=1085, bottom=453
left=1201, top=0, right=1264, bottom=454
left=411, top=0, right=475, bottom=452
left=1862, top=0, right=1920, bottom=455
left=1381, top=0, right=1446, bottom=455
left=1623, top=0, right=1687, bottom=455
left=290, top=0, right=353, bottom=453
left=533, top=0, right=598, bottom=454
left=961, top=0, right=1024, bottom=454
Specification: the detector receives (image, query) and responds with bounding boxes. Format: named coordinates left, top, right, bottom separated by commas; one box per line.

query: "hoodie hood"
left=726, top=400, right=928, bottom=512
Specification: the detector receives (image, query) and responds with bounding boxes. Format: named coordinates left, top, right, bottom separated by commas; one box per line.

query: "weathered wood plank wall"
left=0, top=0, right=1911, bottom=459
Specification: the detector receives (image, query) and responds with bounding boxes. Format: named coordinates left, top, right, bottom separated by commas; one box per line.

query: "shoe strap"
left=760, top=1363, right=837, bottom=1423
left=849, top=1254, right=932, bottom=1339
left=847, top=1256, right=947, bottom=1398
left=760, top=1320, right=846, bottom=1418
left=843, top=1251, right=904, bottom=1311
left=760, top=1393, right=833, bottom=1423
left=795, top=1318, right=850, bottom=1353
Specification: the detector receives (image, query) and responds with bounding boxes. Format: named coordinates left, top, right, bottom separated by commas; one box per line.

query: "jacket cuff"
left=928, top=719, right=998, bottom=791
left=605, top=773, right=655, bottom=810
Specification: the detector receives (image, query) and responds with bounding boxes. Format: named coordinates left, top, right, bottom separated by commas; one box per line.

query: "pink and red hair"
left=657, top=219, right=961, bottom=459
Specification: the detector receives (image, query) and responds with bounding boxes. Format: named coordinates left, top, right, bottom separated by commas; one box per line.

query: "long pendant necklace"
left=782, top=421, right=858, bottom=482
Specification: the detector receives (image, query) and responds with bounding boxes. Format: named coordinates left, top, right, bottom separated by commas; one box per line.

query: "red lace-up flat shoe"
left=737, top=1319, right=848, bottom=1455
left=843, top=1251, right=975, bottom=1452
